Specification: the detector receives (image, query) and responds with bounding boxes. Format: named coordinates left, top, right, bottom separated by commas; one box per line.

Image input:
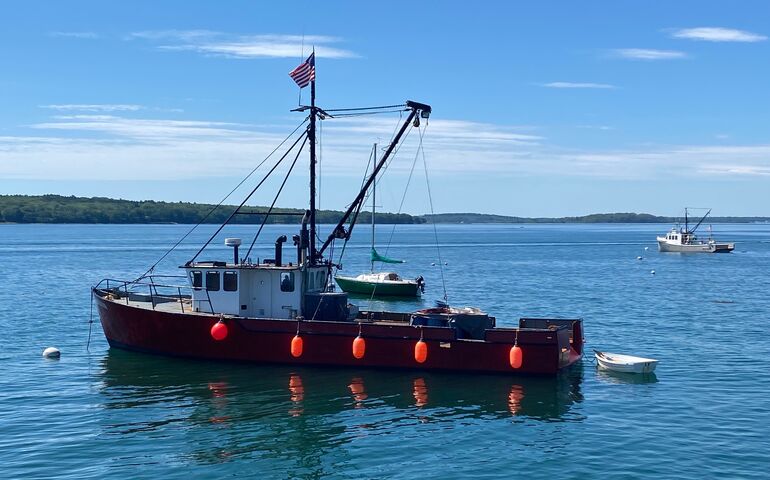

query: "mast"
left=309, top=73, right=318, bottom=264
left=371, top=143, right=376, bottom=273
left=685, top=208, right=689, bottom=233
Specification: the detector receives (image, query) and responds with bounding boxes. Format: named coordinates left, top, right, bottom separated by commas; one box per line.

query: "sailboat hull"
left=94, top=290, right=582, bottom=375
left=335, top=276, right=421, bottom=296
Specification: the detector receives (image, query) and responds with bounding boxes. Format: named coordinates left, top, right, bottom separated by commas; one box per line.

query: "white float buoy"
left=650, top=270, right=656, bottom=275
left=431, top=262, right=436, bottom=266
left=42, top=347, right=61, bottom=359
left=644, top=247, right=649, bottom=251
left=637, top=256, right=643, bottom=260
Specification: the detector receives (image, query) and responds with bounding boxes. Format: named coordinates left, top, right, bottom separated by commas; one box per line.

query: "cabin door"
left=249, top=272, right=272, bottom=318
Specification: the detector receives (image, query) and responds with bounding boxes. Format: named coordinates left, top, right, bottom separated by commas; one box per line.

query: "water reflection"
left=596, top=368, right=659, bottom=384
left=97, top=350, right=586, bottom=465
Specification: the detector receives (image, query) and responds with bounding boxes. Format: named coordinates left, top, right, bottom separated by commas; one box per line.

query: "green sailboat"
left=335, top=146, right=425, bottom=297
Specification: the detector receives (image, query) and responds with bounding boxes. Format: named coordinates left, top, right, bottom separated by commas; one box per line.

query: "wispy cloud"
left=40, top=104, right=145, bottom=112
left=612, top=48, right=687, bottom=60
left=672, top=27, right=767, bottom=42
left=578, top=125, right=614, bottom=131
left=31, top=115, right=255, bottom=140
left=541, top=82, right=616, bottom=89
left=49, top=31, right=99, bottom=39
left=128, top=31, right=357, bottom=59
left=5, top=110, right=770, bottom=183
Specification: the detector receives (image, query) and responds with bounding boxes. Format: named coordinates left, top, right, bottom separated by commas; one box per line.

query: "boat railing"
left=93, top=275, right=205, bottom=313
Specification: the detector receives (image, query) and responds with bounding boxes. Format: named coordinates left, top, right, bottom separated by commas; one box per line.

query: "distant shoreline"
left=2, top=195, right=768, bottom=225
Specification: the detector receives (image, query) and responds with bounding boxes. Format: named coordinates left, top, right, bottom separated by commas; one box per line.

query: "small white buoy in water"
left=637, top=256, right=643, bottom=260
left=431, top=262, right=436, bottom=266
left=42, top=347, right=61, bottom=359
left=444, top=262, right=448, bottom=265
left=650, top=270, right=656, bottom=275
left=644, top=247, right=649, bottom=251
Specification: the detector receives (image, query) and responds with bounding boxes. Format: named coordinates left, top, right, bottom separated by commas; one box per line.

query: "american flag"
left=289, top=53, right=315, bottom=88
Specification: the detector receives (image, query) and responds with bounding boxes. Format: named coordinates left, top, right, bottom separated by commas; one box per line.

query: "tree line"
left=0, top=195, right=424, bottom=224
left=3, top=196, right=767, bottom=224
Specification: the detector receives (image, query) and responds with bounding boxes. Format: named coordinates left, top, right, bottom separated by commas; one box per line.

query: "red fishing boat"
left=93, top=55, right=583, bottom=375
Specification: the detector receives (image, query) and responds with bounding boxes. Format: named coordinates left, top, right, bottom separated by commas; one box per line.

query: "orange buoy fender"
left=414, top=340, right=428, bottom=364
left=291, top=335, right=304, bottom=358
left=509, top=345, right=523, bottom=369
left=210, top=321, right=228, bottom=341
left=352, top=335, right=366, bottom=359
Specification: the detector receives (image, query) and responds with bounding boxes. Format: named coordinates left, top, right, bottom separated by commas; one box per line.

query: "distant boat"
left=656, top=208, right=735, bottom=253
left=335, top=146, right=425, bottom=298
left=594, top=350, right=658, bottom=374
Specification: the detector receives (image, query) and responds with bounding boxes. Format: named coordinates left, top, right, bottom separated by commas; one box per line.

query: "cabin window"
left=317, top=271, right=325, bottom=289
left=191, top=271, right=202, bottom=289
left=206, top=271, right=220, bottom=291
left=280, top=272, right=295, bottom=292
left=223, top=271, right=238, bottom=292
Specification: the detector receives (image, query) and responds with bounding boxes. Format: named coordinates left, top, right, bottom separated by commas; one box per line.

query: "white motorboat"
left=656, top=208, right=735, bottom=253
left=594, top=350, right=658, bottom=374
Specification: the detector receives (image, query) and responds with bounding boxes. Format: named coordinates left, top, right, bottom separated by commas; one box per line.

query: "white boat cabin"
left=661, top=228, right=695, bottom=245
left=183, top=261, right=329, bottom=318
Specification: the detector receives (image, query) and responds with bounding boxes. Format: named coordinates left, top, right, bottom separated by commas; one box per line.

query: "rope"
left=419, top=124, right=448, bottom=303
left=244, top=133, right=309, bottom=260
left=86, top=288, right=94, bottom=351
left=136, top=118, right=309, bottom=280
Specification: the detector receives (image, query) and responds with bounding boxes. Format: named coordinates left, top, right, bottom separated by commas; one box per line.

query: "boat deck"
left=95, top=290, right=575, bottom=338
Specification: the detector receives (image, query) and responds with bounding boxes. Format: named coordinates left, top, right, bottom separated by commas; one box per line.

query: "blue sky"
left=1, top=1, right=769, bottom=216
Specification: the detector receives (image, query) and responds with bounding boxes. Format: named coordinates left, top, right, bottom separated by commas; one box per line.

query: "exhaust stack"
left=275, top=235, right=287, bottom=267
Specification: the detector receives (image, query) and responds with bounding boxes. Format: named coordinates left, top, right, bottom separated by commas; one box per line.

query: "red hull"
left=94, top=291, right=583, bottom=375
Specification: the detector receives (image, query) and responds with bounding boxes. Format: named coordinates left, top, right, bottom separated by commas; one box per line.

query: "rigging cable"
left=189, top=127, right=310, bottom=264
left=382, top=124, right=423, bottom=257
left=366, top=123, right=423, bottom=307
left=136, top=118, right=309, bottom=280
left=333, top=116, right=414, bottom=269
left=243, top=133, right=309, bottom=260
left=334, top=144, right=374, bottom=269
left=317, top=117, right=323, bottom=247
left=329, top=109, right=408, bottom=117
left=325, top=104, right=405, bottom=112
left=418, top=123, right=448, bottom=303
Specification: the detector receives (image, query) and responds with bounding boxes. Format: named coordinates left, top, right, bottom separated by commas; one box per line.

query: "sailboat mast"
left=309, top=75, right=318, bottom=264
left=371, top=143, right=376, bottom=273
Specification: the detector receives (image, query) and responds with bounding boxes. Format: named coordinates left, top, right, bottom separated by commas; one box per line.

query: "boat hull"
left=656, top=238, right=735, bottom=253
left=595, top=352, right=658, bottom=374
left=335, top=276, right=420, bottom=297
left=94, top=290, right=582, bottom=375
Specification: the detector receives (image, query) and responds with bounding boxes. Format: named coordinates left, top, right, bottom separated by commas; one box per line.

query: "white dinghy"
left=594, top=350, right=658, bottom=374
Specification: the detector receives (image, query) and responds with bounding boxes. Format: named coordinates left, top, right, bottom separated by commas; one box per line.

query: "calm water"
left=1, top=223, right=769, bottom=479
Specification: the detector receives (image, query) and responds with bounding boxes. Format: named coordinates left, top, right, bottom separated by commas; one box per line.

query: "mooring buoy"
left=42, top=347, right=61, bottom=359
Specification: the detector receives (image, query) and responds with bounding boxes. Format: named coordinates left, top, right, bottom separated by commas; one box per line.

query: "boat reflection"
left=97, top=350, right=585, bottom=466
left=596, top=368, right=659, bottom=385
left=99, top=349, right=584, bottom=421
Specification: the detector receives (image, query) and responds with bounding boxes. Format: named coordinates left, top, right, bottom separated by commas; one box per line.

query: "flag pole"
left=308, top=49, right=318, bottom=264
